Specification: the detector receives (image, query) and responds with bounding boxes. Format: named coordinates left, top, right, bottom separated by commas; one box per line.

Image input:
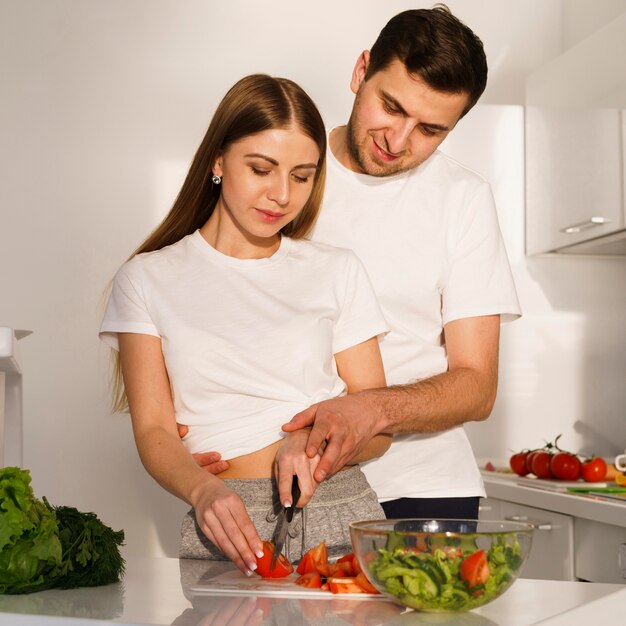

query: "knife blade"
left=271, top=480, right=301, bottom=570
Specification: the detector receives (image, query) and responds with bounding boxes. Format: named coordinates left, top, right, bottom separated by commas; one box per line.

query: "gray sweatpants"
left=179, top=465, right=383, bottom=562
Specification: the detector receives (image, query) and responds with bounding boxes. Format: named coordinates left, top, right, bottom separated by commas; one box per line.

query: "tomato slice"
left=255, top=541, right=294, bottom=578
left=295, top=571, right=323, bottom=588
left=296, top=551, right=314, bottom=575
left=336, top=552, right=355, bottom=564
left=460, top=549, right=490, bottom=589
left=355, top=572, right=379, bottom=594
left=328, top=576, right=367, bottom=594
left=317, top=561, right=355, bottom=578
left=296, top=541, right=328, bottom=575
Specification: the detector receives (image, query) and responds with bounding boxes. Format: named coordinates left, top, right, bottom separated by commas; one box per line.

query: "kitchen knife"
left=271, top=480, right=301, bottom=570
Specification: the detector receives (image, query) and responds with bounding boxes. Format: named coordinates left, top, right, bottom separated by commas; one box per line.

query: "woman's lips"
left=255, top=208, right=286, bottom=223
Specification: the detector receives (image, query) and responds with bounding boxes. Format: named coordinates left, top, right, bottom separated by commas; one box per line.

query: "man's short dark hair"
left=365, top=5, right=488, bottom=116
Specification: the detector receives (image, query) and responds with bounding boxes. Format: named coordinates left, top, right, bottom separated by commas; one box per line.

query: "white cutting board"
left=190, top=570, right=383, bottom=600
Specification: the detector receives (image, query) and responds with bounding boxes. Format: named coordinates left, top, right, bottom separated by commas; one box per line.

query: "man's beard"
left=346, top=115, right=416, bottom=178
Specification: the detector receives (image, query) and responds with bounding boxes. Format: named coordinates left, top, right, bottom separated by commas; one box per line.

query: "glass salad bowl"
left=349, top=519, right=533, bottom=612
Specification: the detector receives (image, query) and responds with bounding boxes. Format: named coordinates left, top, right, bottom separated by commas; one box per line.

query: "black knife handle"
left=286, top=481, right=301, bottom=522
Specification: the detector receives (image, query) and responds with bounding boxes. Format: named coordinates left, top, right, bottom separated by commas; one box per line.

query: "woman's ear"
left=212, top=156, right=223, bottom=178
left=350, top=50, right=370, bottom=95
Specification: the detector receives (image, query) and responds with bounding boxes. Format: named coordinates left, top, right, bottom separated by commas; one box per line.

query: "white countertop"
left=0, top=557, right=624, bottom=626
left=480, top=469, right=626, bottom=527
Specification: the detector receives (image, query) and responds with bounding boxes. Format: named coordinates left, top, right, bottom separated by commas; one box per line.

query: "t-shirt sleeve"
left=332, top=250, right=389, bottom=354
left=442, top=183, right=521, bottom=325
left=99, top=257, right=160, bottom=351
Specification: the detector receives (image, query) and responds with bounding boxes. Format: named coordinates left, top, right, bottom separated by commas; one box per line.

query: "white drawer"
left=574, top=518, right=626, bottom=584
left=480, top=497, right=575, bottom=581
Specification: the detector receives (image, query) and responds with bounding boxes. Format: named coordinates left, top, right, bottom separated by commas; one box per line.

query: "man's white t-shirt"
left=311, top=138, right=521, bottom=501
left=100, top=231, right=389, bottom=460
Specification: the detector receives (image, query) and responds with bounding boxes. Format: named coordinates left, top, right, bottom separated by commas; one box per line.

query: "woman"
left=100, top=74, right=390, bottom=576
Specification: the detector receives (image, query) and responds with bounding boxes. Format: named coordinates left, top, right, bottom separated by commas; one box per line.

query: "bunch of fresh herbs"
left=0, top=467, right=125, bottom=594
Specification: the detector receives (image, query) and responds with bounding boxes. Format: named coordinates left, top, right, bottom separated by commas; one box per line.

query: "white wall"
left=1, top=0, right=625, bottom=558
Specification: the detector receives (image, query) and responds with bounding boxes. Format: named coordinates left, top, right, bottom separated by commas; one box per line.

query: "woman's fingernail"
left=248, top=561, right=257, bottom=572
left=256, top=549, right=265, bottom=558
left=283, top=500, right=292, bottom=508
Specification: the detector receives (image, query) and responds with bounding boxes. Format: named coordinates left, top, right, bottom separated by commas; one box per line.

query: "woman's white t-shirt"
left=100, top=231, right=388, bottom=460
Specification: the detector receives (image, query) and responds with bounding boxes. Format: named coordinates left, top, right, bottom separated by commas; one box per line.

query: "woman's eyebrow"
left=245, top=153, right=318, bottom=169
left=244, top=153, right=278, bottom=165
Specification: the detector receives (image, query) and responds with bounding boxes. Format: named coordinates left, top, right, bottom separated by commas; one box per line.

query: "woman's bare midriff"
left=216, top=440, right=350, bottom=479
left=216, top=440, right=283, bottom=479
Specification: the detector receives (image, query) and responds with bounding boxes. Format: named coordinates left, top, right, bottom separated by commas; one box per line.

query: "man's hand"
left=282, top=393, right=383, bottom=483
left=177, top=423, right=230, bottom=474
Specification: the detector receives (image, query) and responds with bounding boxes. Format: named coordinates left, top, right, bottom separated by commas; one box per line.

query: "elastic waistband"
left=223, top=465, right=373, bottom=509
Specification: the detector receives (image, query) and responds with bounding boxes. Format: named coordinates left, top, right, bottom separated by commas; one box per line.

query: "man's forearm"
left=365, top=366, right=497, bottom=435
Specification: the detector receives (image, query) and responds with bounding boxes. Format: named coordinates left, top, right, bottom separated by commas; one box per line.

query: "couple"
left=100, top=7, right=520, bottom=576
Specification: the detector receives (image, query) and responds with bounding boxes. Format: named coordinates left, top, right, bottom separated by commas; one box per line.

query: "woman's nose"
left=267, top=174, right=290, bottom=206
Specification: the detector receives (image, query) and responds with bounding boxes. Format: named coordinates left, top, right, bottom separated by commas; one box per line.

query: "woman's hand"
left=191, top=480, right=265, bottom=577
left=273, top=430, right=322, bottom=508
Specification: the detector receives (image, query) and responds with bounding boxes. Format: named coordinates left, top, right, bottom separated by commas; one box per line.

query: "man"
left=281, top=6, right=521, bottom=520
left=188, top=6, right=520, bottom=521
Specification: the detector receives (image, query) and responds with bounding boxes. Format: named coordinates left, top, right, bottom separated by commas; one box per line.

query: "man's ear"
left=350, top=50, right=370, bottom=95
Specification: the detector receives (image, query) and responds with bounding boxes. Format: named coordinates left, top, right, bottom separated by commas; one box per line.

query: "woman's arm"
left=117, top=333, right=263, bottom=575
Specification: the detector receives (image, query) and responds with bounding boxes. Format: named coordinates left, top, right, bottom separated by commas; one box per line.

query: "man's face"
left=344, top=56, right=470, bottom=177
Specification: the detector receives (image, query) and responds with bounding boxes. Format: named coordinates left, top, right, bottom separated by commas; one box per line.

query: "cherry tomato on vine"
left=581, top=457, right=607, bottom=483
left=525, top=451, right=541, bottom=474
left=531, top=451, right=554, bottom=478
left=510, top=452, right=530, bottom=477
left=550, top=452, right=581, bottom=481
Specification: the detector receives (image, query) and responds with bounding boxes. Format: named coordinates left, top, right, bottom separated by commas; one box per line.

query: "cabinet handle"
left=504, top=515, right=552, bottom=531
left=560, top=216, right=611, bottom=233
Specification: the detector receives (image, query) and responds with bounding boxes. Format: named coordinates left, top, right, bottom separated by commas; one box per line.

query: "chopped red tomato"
left=336, top=552, right=355, bottom=564
left=255, top=541, right=294, bottom=578
left=355, top=572, right=379, bottom=594
left=296, top=541, right=328, bottom=575
left=328, top=576, right=367, bottom=594
left=295, top=571, right=323, bottom=588
left=460, top=549, right=490, bottom=589
left=335, top=552, right=363, bottom=576
left=317, top=561, right=355, bottom=578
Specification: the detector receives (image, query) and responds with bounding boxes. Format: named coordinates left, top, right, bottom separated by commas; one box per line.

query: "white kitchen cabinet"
left=524, top=11, right=626, bottom=255
left=480, top=497, right=575, bottom=581
left=525, top=107, right=626, bottom=255
left=574, top=518, right=626, bottom=584
left=481, top=472, right=626, bottom=584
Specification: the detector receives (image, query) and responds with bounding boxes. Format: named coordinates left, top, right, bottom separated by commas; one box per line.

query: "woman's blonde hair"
left=111, top=74, right=327, bottom=412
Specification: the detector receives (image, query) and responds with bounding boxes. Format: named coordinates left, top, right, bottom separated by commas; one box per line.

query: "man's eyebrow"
left=245, top=153, right=319, bottom=169
left=380, top=90, right=452, bottom=132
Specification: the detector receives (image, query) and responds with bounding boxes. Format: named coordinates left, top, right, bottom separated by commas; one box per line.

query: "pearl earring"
left=211, top=174, right=222, bottom=185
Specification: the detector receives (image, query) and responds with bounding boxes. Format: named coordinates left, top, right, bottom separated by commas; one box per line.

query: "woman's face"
left=212, top=127, right=320, bottom=244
